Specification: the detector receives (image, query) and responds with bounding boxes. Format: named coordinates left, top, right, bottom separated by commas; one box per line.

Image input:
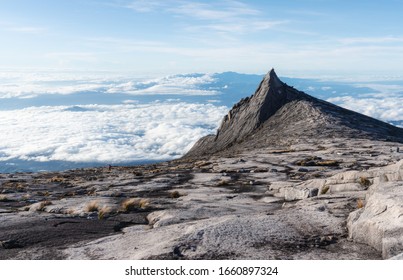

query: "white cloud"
left=0, top=21, right=46, bottom=34
left=0, top=71, right=219, bottom=98
left=0, top=103, right=227, bottom=163
left=327, top=95, right=403, bottom=121
left=339, top=36, right=403, bottom=45
left=106, top=73, right=218, bottom=95
left=125, top=0, right=165, bottom=12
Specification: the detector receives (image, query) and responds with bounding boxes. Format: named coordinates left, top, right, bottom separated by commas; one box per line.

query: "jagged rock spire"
left=185, top=68, right=403, bottom=157
left=211, top=68, right=303, bottom=150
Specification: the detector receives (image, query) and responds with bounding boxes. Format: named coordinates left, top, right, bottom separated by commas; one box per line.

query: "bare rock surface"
left=1, top=138, right=401, bottom=259
left=1, top=69, right=403, bottom=259
left=347, top=160, right=403, bottom=259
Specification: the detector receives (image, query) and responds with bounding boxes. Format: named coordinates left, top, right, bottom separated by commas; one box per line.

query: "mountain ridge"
left=186, top=69, right=403, bottom=157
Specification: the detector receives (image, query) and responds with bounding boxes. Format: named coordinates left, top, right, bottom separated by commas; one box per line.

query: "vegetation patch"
left=359, top=176, right=371, bottom=188
left=120, top=198, right=150, bottom=212
left=320, top=185, right=330, bottom=195
left=295, top=157, right=340, bottom=167
left=85, top=200, right=100, bottom=212
left=357, top=199, right=365, bottom=209
left=0, top=194, right=10, bottom=202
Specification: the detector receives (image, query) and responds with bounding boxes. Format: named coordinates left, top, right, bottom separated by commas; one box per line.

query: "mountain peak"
left=267, top=68, right=281, bottom=86
left=186, top=68, right=403, bottom=157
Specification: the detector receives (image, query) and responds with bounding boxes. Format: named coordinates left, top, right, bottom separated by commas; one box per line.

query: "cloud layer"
left=0, top=71, right=218, bottom=99
left=0, top=102, right=227, bottom=163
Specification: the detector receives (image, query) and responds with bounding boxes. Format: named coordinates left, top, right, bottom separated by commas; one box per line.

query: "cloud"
left=124, top=0, right=165, bottom=12
left=169, top=1, right=259, bottom=20
left=119, top=0, right=286, bottom=35
left=339, top=36, right=403, bottom=45
left=327, top=95, right=403, bottom=122
left=0, top=21, right=46, bottom=34
left=0, top=102, right=227, bottom=163
left=0, top=71, right=219, bottom=99
left=106, top=73, right=219, bottom=95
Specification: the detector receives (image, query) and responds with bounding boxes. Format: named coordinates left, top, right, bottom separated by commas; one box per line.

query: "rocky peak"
left=186, top=68, right=403, bottom=157
left=210, top=69, right=307, bottom=151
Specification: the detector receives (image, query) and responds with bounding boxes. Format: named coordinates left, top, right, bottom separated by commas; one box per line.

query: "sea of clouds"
left=0, top=102, right=226, bottom=162
left=0, top=70, right=402, bottom=172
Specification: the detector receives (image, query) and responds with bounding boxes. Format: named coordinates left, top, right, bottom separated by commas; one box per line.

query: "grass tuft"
left=169, top=191, right=182, bottom=199
left=85, top=200, right=100, bottom=212
left=98, top=206, right=112, bottom=220
left=357, top=199, right=365, bottom=209
left=320, top=185, right=330, bottom=195
left=359, top=177, right=371, bottom=188
left=120, top=198, right=150, bottom=212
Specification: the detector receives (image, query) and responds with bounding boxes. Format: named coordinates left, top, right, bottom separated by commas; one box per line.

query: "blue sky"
left=1, top=0, right=403, bottom=75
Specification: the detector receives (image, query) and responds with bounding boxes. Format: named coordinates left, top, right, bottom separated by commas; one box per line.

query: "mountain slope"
left=186, top=69, right=403, bottom=157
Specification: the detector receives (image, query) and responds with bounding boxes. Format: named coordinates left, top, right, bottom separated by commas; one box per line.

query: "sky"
left=1, top=0, right=403, bottom=76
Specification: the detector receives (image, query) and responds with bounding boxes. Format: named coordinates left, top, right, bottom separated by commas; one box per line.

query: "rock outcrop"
left=186, top=69, right=403, bottom=157
left=347, top=160, right=403, bottom=259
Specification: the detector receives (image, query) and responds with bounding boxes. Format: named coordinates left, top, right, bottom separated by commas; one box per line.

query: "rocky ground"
left=1, top=137, right=402, bottom=259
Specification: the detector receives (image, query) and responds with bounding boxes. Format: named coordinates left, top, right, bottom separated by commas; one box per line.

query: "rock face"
left=186, top=69, right=403, bottom=157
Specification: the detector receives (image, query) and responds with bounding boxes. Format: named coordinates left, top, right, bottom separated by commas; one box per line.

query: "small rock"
left=309, top=188, right=319, bottom=198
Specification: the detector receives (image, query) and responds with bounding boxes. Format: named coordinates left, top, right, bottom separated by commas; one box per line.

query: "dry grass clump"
left=120, top=198, right=150, bottom=212
left=296, top=157, right=339, bottom=167
left=85, top=200, right=100, bottom=212
left=50, top=176, right=65, bottom=183
left=359, top=176, right=371, bottom=188
left=138, top=199, right=150, bottom=209
left=216, top=180, right=230, bottom=187
left=316, top=160, right=339, bottom=167
left=357, top=198, right=365, bottom=209
left=169, top=191, right=182, bottom=199
left=98, top=206, right=112, bottom=220
left=320, top=185, right=330, bottom=195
